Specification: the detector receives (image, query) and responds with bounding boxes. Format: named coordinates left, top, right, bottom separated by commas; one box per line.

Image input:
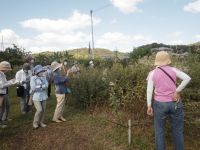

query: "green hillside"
left=68, top=48, right=128, bottom=59
left=192, top=41, right=200, bottom=46
left=34, top=48, right=129, bottom=59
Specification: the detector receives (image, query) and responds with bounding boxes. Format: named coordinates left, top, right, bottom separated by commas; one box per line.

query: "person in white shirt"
left=15, top=63, right=32, bottom=114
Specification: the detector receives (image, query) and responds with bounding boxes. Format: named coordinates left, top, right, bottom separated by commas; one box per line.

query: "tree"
left=0, top=44, right=28, bottom=67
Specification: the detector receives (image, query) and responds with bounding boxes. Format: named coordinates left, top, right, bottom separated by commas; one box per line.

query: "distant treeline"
left=129, top=42, right=200, bottom=63
left=1, top=43, right=200, bottom=68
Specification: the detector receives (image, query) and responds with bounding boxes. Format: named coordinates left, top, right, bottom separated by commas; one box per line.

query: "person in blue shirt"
left=30, top=65, right=48, bottom=129
left=51, top=61, right=69, bottom=123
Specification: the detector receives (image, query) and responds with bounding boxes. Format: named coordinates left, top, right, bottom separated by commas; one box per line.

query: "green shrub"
left=68, top=63, right=150, bottom=120
left=69, top=68, right=109, bottom=109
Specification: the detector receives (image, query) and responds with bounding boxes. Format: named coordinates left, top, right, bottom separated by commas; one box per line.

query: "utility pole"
left=76, top=49, right=78, bottom=58
left=89, top=3, right=111, bottom=59
left=90, top=10, right=95, bottom=59
left=88, top=42, right=91, bottom=59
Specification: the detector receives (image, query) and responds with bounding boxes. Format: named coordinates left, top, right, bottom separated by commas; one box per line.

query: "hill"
left=35, top=48, right=129, bottom=59
left=68, top=48, right=128, bottom=59
left=129, top=42, right=200, bottom=62
left=191, top=41, right=200, bottom=46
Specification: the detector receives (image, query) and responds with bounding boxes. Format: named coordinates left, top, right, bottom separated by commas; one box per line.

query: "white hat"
left=0, top=61, right=12, bottom=71
left=51, top=61, right=62, bottom=72
left=89, top=60, right=93, bottom=64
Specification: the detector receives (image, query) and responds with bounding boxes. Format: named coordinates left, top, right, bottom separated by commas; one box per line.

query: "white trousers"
left=53, top=94, right=66, bottom=120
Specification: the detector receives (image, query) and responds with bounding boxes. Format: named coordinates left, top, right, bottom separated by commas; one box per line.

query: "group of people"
left=0, top=51, right=192, bottom=149
left=0, top=56, right=81, bottom=129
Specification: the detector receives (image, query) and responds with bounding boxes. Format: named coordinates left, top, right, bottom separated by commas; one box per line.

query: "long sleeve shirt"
left=146, top=66, right=191, bottom=107
left=15, top=69, right=32, bottom=89
left=30, top=76, right=48, bottom=101
left=0, top=71, right=15, bottom=94
left=53, top=71, right=69, bottom=94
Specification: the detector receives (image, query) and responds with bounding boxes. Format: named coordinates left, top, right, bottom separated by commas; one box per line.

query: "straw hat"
left=51, top=61, right=62, bottom=72
left=0, top=61, right=12, bottom=71
left=154, top=51, right=171, bottom=66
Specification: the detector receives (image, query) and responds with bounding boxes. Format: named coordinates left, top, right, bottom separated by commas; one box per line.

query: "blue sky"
left=0, top=0, right=200, bottom=53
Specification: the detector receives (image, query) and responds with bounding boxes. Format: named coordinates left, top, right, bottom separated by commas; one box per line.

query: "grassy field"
left=0, top=87, right=200, bottom=150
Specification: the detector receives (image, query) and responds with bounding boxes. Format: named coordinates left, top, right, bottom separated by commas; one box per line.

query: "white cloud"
left=0, top=26, right=155, bottom=53
left=111, top=0, right=143, bottom=14
left=96, top=32, right=154, bottom=52
left=0, top=28, right=91, bottom=53
left=168, top=32, right=183, bottom=38
left=196, top=34, right=200, bottom=40
left=1, top=10, right=99, bottom=53
left=20, top=10, right=101, bottom=33
left=184, top=0, right=200, bottom=13
left=168, top=40, right=184, bottom=45
left=34, top=32, right=90, bottom=45
left=0, top=29, right=19, bottom=44
left=29, top=46, right=61, bottom=53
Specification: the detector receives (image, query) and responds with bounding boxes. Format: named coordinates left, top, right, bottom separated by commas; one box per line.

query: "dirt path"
left=1, top=118, right=102, bottom=150
left=1, top=105, right=200, bottom=150
left=0, top=112, right=127, bottom=150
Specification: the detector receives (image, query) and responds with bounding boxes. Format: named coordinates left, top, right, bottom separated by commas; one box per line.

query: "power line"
left=93, top=3, right=112, bottom=13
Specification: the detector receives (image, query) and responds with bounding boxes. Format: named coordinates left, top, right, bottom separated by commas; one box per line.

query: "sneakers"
left=33, top=123, right=47, bottom=129
left=39, top=123, right=47, bottom=128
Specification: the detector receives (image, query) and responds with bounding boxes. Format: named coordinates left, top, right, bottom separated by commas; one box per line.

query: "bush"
left=68, top=68, right=109, bottom=109
left=68, top=63, right=150, bottom=119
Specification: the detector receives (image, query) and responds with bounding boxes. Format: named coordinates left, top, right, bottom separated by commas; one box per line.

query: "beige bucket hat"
left=154, top=51, right=171, bottom=66
left=0, top=61, right=12, bottom=71
left=51, top=61, right=62, bottom=72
